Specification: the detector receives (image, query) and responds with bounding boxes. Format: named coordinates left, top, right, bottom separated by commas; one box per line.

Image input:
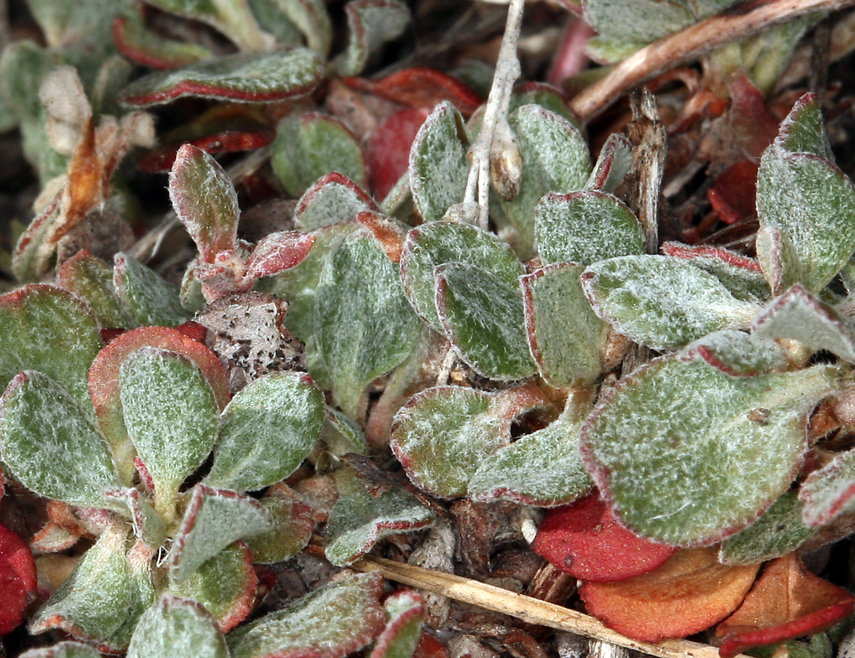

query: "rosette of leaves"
left=0, top=287, right=329, bottom=651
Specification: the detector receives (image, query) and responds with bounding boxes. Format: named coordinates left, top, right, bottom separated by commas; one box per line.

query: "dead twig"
left=569, top=0, right=855, bottom=124
left=353, top=555, right=751, bottom=658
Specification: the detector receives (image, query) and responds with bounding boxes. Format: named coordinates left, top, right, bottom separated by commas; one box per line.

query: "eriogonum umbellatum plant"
left=4, top=0, right=855, bottom=656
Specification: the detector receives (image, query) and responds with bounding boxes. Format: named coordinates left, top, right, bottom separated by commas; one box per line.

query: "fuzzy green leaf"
left=325, top=467, right=435, bottom=566
left=719, top=491, right=813, bottom=565
left=582, top=255, right=758, bottom=350
left=114, top=253, right=191, bottom=328
left=272, top=113, right=367, bottom=198
left=120, top=348, right=219, bottom=519
left=409, top=101, right=469, bottom=223
left=436, top=262, right=536, bottom=381
left=799, top=448, right=855, bottom=526
left=755, top=225, right=803, bottom=297
left=522, top=263, right=607, bottom=387
left=321, top=405, right=369, bottom=456
left=169, top=144, right=239, bottom=262
left=332, top=0, right=411, bottom=76
left=245, top=484, right=315, bottom=563
left=509, top=84, right=578, bottom=125
left=586, top=133, right=633, bottom=193
left=246, top=0, right=303, bottom=46
left=26, top=0, right=131, bottom=51
left=400, top=221, right=523, bottom=331
left=0, top=371, right=121, bottom=507
left=756, top=149, right=855, bottom=294
left=58, top=251, right=134, bottom=329
left=370, top=591, right=424, bottom=658
left=0, top=285, right=103, bottom=410
left=583, top=0, right=693, bottom=50
left=269, top=0, right=332, bottom=55
left=206, top=372, right=323, bottom=492
left=113, top=11, right=214, bottom=69
left=19, top=642, right=104, bottom=658
left=227, top=572, right=387, bottom=658
left=391, top=384, right=545, bottom=498
left=500, top=104, right=591, bottom=259
left=753, top=284, right=855, bottom=363
left=581, top=353, right=838, bottom=546
left=685, top=330, right=789, bottom=377
left=103, top=488, right=167, bottom=549
left=312, top=230, right=421, bottom=418
left=127, top=594, right=229, bottom=658
left=534, top=191, right=644, bottom=267
left=468, top=390, right=593, bottom=506
left=774, top=93, right=832, bottom=160
left=295, top=173, right=377, bottom=231
left=119, top=50, right=323, bottom=107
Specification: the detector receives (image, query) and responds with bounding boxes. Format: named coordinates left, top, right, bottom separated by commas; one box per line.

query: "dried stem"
left=463, top=0, right=525, bottom=230
left=569, top=0, right=855, bottom=124
left=353, top=555, right=751, bottom=658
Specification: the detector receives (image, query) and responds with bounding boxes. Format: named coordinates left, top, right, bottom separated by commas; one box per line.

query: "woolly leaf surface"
left=409, top=101, right=469, bottom=223
left=583, top=0, right=693, bottom=48
left=119, top=50, right=322, bottom=107
left=586, top=133, right=632, bottom=193
left=753, top=284, right=855, bottom=364
left=581, top=354, right=838, bottom=546
left=103, top=488, right=166, bottom=549
left=436, top=262, right=536, bottom=381
left=522, top=263, right=607, bottom=387
left=0, top=285, right=102, bottom=410
left=127, top=594, right=228, bottom=658
left=755, top=225, right=803, bottom=297
left=206, top=372, right=324, bottom=492
left=114, top=253, right=190, bottom=328
left=534, top=191, right=643, bottom=267
left=245, top=483, right=315, bottom=563
left=312, top=230, right=420, bottom=418
left=500, top=104, right=591, bottom=258
left=321, top=405, right=369, bottom=456
left=756, top=149, right=855, bottom=294
left=295, top=172, right=377, bottom=231
left=332, top=0, right=411, bottom=76
left=227, top=572, right=386, bottom=658
left=799, top=448, right=855, bottom=527
left=168, top=485, right=272, bottom=584
left=684, top=330, right=789, bottom=377
left=391, top=384, right=545, bottom=498
left=370, top=590, right=424, bottom=658
left=400, top=221, right=523, bottom=331
left=719, top=491, right=813, bottom=565
left=581, top=255, right=757, bottom=350
left=325, top=467, right=435, bottom=566
left=18, top=642, right=103, bottom=658
left=0, top=372, right=120, bottom=507
left=113, top=11, right=214, bottom=69
left=774, top=93, right=832, bottom=160
left=58, top=251, right=134, bottom=329
left=119, top=348, right=219, bottom=518
left=272, top=112, right=367, bottom=198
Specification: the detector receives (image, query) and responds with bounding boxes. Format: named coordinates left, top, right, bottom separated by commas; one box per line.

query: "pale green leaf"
left=755, top=224, right=803, bottom=297
left=370, top=590, right=424, bottom=658
left=583, top=0, right=693, bottom=49
left=19, top=642, right=104, bottom=658
left=332, top=0, right=411, bottom=76
left=799, top=447, right=855, bottom=526
left=295, top=173, right=376, bottom=231
left=270, top=0, right=332, bottom=55
left=321, top=405, right=369, bottom=456
left=114, top=253, right=191, bottom=328
left=773, top=93, right=832, bottom=159
left=685, top=330, right=788, bottom=376
left=58, top=251, right=135, bottom=329
left=0, top=371, right=121, bottom=507
left=113, top=10, right=214, bottom=69
left=582, top=353, right=838, bottom=545
left=127, top=594, right=229, bottom=658
left=26, top=0, right=132, bottom=51
left=246, top=0, right=303, bottom=46
left=582, top=255, right=758, bottom=350
left=245, top=484, right=315, bottom=563
left=586, top=133, right=632, bottom=193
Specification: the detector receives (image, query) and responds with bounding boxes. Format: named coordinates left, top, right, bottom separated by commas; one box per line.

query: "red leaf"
left=0, top=523, right=37, bottom=635
left=729, top=75, right=780, bottom=160
left=345, top=68, right=482, bottom=116
left=245, top=230, right=317, bottom=280
left=531, top=493, right=677, bottom=583
left=716, top=553, right=855, bottom=658
left=176, top=321, right=208, bottom=343
left=367, top=108, right=430, bottom=200
left=707, top=161, right=759, bottom=225
left=138, top=130, right=273, bottom=173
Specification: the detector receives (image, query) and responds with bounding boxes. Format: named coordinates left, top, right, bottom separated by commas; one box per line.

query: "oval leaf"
left=294, top=172, right=377, bottom=231
left=245, top=483, right=316, bottom=564
left=799, top=447, right=855, bottom=527
left=114, top=253, right=191, bottom=328
left=127, top=594, right=228, bottom=658
left=332, top=0, right=410, bottom=76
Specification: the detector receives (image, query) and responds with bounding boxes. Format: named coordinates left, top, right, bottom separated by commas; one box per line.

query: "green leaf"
left=127, top=594, right=229, bottom=658
left=113, top=11, right=214, bottom=69
left=169, top=144, right=239, bottom=263
left=409, top=101, right=469, bottom=223
left=400, top=221, right=523, bottom=331
left=436, top=262, right=536, bottom=381
left=18, top=642, right=104, bottom=658
left=246, top=0, right=303, bottom=46
left=756, top=148, right=855, bottom=294
left=332, top=0, right=411, bottom=76
left=114, top=253, right=191, bottom=328
left=312, top=230, right=421, bottom=418
left=582, top=255, right=758, bottom=350
left=205, top=372, right=324, bottom=492
left=774, top=93, right=832, bottom=160
left=719, top=491, right=813, bottom=565
left=799, top=447, right=855, bottom=526
left=120, top=348, right=219, bottom=519
left=119, top=50, right=323, bottom=107
left=245, top=483, right=316, bottom=563
left=468, top=390, right=594, bottom=506
left=321, top=405, right=369, bottom=456
left=583, top=0, right=693, bottom=50
left=391, top=384, right=545, bottom=498
left=370, top=590, right=424, bottom=658
left=325, top=467, right=435, bottom=566
left=0, top=284, right=103, bottom=409
left=269, top=0, right=332, bottom=55
left=753, top=284, right=855, bottom=364
left=755, top=225, right=803, bottom=297
left=170, top=541, right=256, bottom=632
left=535, top=190, right=644, bottom=267
left=57, top=251, right=135, bottom=329
left=272, top=112, right=367, bottom=198
left=0, top=371, right=121, bottom=507
left=586, top=133, right=633, bottom=193
left=685, top=330, right=789, bottom=377
left=509, top=83, right=579, bottom=126
left=103, top=488, right=167, bottom=549
left=581, top=353, right=838, bottom=545
left=500, top=104, right=591, bottom=259
left=522, top=263, right=608, bottom=387
left=227, top=572, right=387, bottom=658
left=168, top=485, right=272, bottom=584
left=25, top=0, right=131, bottom=52
left=295, top=172, right=377, bottom=231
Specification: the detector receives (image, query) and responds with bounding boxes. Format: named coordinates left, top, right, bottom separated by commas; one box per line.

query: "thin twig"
left=569, top=0, right=855, bottom=124
left=353, top=555, right=751, bottom=658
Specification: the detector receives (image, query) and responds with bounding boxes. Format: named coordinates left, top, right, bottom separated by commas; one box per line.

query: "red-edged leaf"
left=532, top=493, right=676, bottom=583
left=579, top=547, right=760, bottom=643
left=345, top=68, right=482, bottom=116
left=707, top=161, right=759, bottom=226
left=370, top=590, right=425, bottom=658
left=294, top=172, right=378, bottom=231
left=368, top=108, right=430, bottom=201
left=716, top=553, right=855, bottom=658
left=112, top=13, right=214, bottom=70
left=139, top=130, right=273, bottom=173
left=0, top=523, right=37, bottom=635
left=245, top=231, right=316, bottom=280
